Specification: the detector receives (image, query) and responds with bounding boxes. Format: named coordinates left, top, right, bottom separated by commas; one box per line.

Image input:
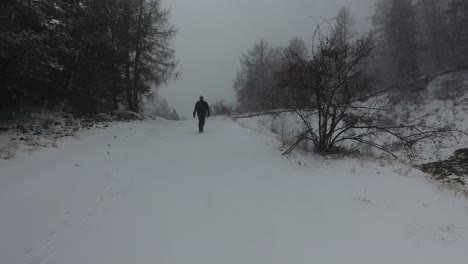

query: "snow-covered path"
left=1, top=118, right=468, bottom=264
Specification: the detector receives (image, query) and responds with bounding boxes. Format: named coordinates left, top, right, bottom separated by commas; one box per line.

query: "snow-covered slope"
left=388, top=69, right=468, bottom=161
left=0, top=111, right=147, bottom=160
left=1, top=118, right=467, bottom=264
left=238, top=69, right=468, bottom=161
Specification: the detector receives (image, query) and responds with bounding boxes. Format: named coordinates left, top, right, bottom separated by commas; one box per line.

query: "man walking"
left=193, top=96, right=210, bottom=133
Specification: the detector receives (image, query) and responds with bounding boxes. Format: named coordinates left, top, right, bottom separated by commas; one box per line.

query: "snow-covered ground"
left=392, top=69, right=468, bottom=161
left=237, top=69, right=468, bottom=164
left=1, top=117, right=467, bottom=264
left=0, top=111, right=146, bottom=160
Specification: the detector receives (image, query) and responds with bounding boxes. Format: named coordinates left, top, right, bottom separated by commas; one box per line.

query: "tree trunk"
left=132, top=0, right=144, bottom=113
left=111, top=81, right=118, bottom=110
left=125, top=54, right=133, bottom=111
left=67, top=49, right=80, bottom=104
left=122, top=1, right=133, bottom=111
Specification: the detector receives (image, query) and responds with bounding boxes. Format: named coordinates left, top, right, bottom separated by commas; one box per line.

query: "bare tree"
left=212, top=98, right=232, bottom=116
left=234, top=39, right=282, bottom=113
left=287, top=37, right=308, bottom=59
left=272, top=22, right=461, bottom=159
left=331, top=6, right=355, bottom=48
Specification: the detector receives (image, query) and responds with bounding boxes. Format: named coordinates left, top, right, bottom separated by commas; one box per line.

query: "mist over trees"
left=232, top=1, right=467, bottom=156
left=156, top=99, right=181, bottom=121
left=445, top=0, right=468, bottom=65
left=0, top=0, right=178, bottom=120
left=415, top=0, right=448, bottom=72
left=234, top=0, right=468, bottom=114
left=287, top=37, right=308, bottom=60
left=372, top=0, right=468, bottom=83
left=233, top=7, right=358, bottom=114
left=2, top=0, right=467, bottom=123
left=386, top=0, right=420, bottom=80
left=212, top=99, right=233, bottom=116
left=234, top=39, right=282, bottom=113
left=144, top=94, right=181, bottom=120
left=331, top=7, right=355, bottom=49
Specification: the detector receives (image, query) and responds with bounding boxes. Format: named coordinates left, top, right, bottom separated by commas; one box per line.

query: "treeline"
left=233, top=7, right=357, bottom=113
left=0, top=0, right=178, bottom=120
left=146, top=95, right=182, bottom=120
left=234, top=0, right=468, bottom=113
left=373, top=0, right=468, bottom=81
left=232, top=1, right=465, bottom=156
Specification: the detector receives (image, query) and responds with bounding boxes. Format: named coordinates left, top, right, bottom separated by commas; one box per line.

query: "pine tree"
left=287, top=37, right=308, bottom=59
left=371, top=0, right=397, bottom=82
left=130, top=0, right=178, bottom=112
left=385, top=0, right=420, bottom=80
left=445, top=0, right=468, bottom=66
left=415, top=0, right=450, bottom=73
left=0, top=0, right=71, bottom=118
left=332, top=7, right=355, bottom=48
left=0, top=0, right=178, bottom=119
left=234, top=40, right=281, bottom=112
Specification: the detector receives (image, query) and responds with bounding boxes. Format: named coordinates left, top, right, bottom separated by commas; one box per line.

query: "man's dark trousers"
left=198, top=114, right=206, bottom=132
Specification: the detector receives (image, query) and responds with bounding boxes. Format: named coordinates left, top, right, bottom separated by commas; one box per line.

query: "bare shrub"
left=212, top=99, right=232, bottom=116
left=271, top=22, right=464, bottom=159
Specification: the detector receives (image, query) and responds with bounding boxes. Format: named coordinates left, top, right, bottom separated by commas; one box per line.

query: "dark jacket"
left=193, top=100, right=210, bottom=117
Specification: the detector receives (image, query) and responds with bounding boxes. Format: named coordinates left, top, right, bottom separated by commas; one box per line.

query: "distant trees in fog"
left=234, top=39, right=282, bottom=113
left=234, top=0, right=468, bottom=113
left=232, top=3, right=466, bottom=156
left=332, top=6, right=356, bottom=49
left=233, top=7, right=358, bottom=114
left=444, top=0, right=468, bottom=66
left=145, top=95, right=180, bottom=120
left=0, top=0, right=178, bottom=120
left=212, top=99, right=233, bottom=116
left=372, top=0, right=468, bottom=82
left=379, top=0, right=420, bottom=80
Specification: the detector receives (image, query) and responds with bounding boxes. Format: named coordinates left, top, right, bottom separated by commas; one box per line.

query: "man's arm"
left=206, top=102, right=210, bottom=117
left=193, top=103, right=198, bottom=117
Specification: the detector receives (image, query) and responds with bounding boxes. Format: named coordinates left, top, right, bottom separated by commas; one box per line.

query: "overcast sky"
left=160, top=0, right=376, bottom=116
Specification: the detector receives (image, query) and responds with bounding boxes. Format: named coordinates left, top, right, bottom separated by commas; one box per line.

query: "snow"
left=238, top=69, right=468, bottom=164
left=401, top=70, right=468, bottom=160
left=49, top=19, right=60, bottom=25
left=373, top=69, right=468, bottom=162
left=1, top=118, right=468, bottom=264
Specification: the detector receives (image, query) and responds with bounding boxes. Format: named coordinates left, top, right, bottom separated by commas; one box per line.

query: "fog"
left=160, top=0, right=376, bottom=116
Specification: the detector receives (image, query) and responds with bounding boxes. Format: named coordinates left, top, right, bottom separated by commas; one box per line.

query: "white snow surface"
left=1, top=118, right=468, bottom=264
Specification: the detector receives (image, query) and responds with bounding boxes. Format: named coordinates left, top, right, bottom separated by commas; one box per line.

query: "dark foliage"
left=0, top=0, right=178, bottom=120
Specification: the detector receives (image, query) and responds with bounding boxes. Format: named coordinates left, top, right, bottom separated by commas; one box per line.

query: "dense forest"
left=234, top=0, right=468, bottom=113
left=0, top=0, right=178, bottom=120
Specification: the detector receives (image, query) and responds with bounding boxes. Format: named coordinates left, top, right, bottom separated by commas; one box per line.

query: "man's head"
left=199, top=96, right=204, bottom=101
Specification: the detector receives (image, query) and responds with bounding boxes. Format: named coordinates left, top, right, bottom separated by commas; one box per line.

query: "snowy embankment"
left=1, top=117, right=468, bottom=264
left=236, top=69, right=468, bottom=186
left=387, top=69, right=468, bottom=161
left=0, top=111, right=148, bottom=160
